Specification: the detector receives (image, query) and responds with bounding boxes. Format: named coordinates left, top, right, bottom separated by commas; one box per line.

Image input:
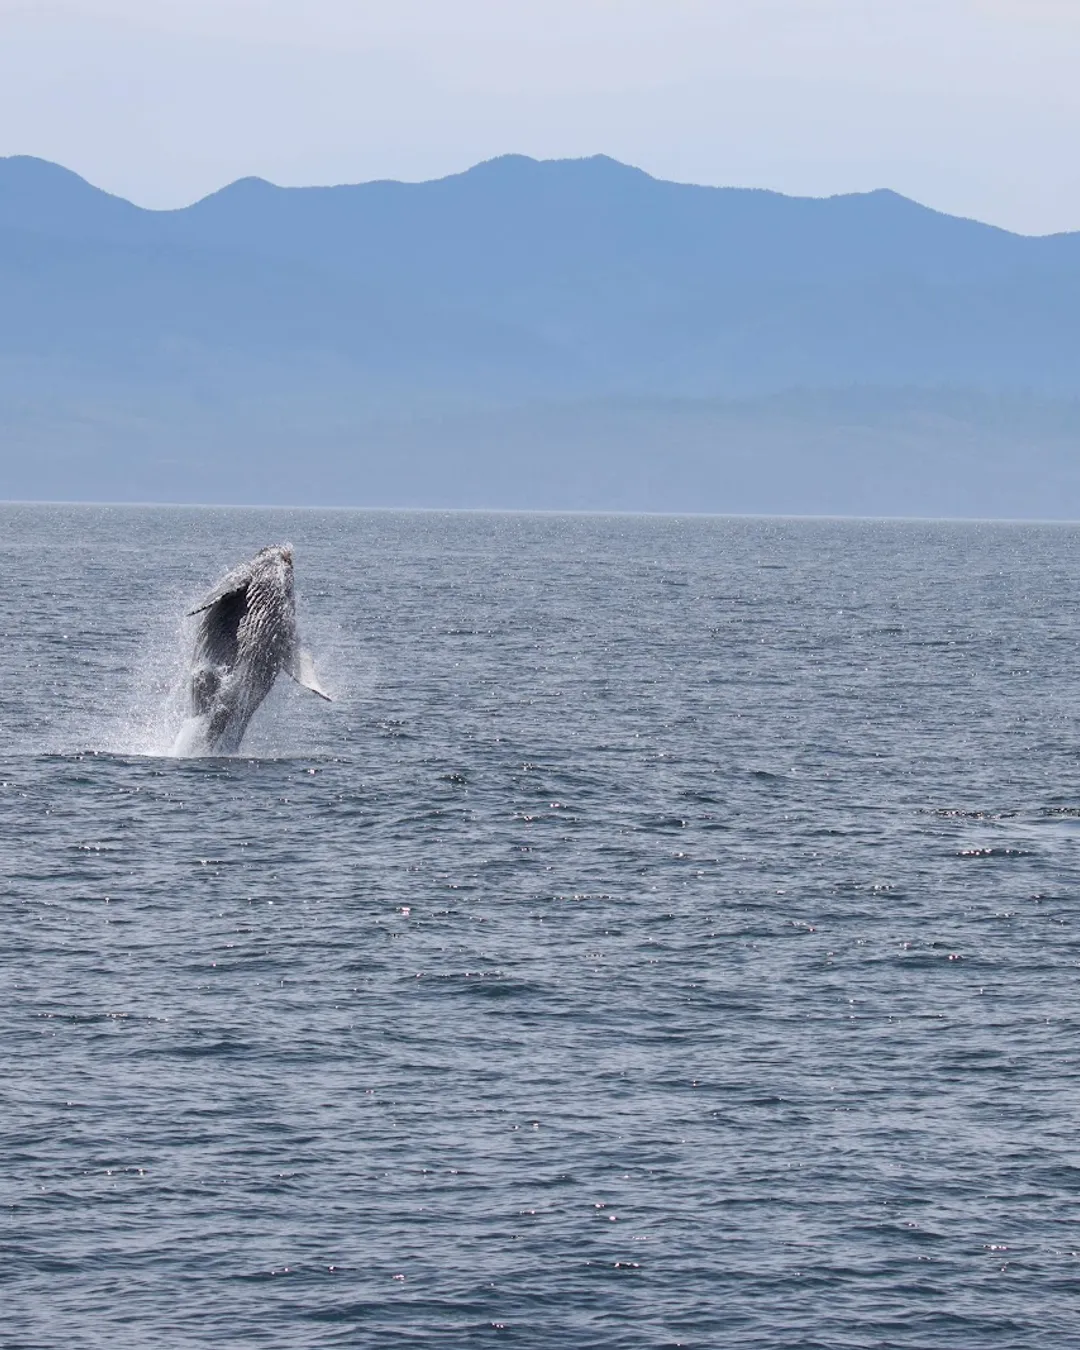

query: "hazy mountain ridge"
left=5, top=151, right=1080, bottom=396
left=2, top=152, right=1079, bottom=512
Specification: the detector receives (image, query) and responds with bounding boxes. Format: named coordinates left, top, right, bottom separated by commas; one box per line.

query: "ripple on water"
left=4, top=508, right=1080, bottom=1347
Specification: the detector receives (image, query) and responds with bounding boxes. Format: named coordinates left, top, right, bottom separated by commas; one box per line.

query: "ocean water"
left=4, top=505, right=1080, bottom=1349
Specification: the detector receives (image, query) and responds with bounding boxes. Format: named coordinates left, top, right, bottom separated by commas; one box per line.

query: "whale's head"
left=189, top=544, right=298, bottom=651
left=254, top=542, right=293, bottom=567
left=249, top=543, right=295, bottom=593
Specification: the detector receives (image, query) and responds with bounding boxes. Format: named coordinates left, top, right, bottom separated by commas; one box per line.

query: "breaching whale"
left=176, top=543, right=330, bottom=754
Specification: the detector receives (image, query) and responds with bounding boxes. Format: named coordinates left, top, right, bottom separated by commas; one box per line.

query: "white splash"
left=81, top=571, right=359, bottom=761
left=98, top=594, right=198, bottom=757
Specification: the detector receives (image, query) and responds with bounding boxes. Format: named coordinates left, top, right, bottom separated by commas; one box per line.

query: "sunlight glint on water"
left=3, top=505, right=1080, bottom=1349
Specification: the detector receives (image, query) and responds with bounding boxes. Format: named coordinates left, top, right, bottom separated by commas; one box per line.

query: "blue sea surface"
left=3, top=506, right=1080, bottom=1348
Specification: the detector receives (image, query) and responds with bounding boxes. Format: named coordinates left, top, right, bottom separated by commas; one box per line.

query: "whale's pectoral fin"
left=187, top=556, right=257, bottom=617
left=187, top=579, right=247, bottom=617
left=289, top=648, right=332, bottom=701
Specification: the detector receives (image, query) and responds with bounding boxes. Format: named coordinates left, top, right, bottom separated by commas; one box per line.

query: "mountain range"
left=2, top=152, right=1079, bottom=515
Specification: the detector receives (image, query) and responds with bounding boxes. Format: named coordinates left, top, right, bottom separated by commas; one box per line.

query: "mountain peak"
left=450, top=152, right=654, bottom=185
left=0, top=154, right=143, bottom=235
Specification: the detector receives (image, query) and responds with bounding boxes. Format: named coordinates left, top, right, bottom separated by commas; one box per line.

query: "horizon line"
left=3, top=498, right=1079, bottom=527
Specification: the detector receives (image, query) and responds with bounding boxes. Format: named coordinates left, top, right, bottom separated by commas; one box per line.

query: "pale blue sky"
left=1, top=0, right=1077, bottom=232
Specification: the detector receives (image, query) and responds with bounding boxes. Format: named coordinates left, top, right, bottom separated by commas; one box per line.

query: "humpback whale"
left=178, top=544, right=330, bottom=754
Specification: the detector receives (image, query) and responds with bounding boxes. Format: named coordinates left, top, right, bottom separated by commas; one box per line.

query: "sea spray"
left=96, top=584, right=353, bottom=760
left=21, top=511, right=360, bottom=760
left=93, top=586, right=198, bottom=757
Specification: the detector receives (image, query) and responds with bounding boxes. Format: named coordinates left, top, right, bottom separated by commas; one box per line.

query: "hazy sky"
left=1, top=0, right=1078, bottom=232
